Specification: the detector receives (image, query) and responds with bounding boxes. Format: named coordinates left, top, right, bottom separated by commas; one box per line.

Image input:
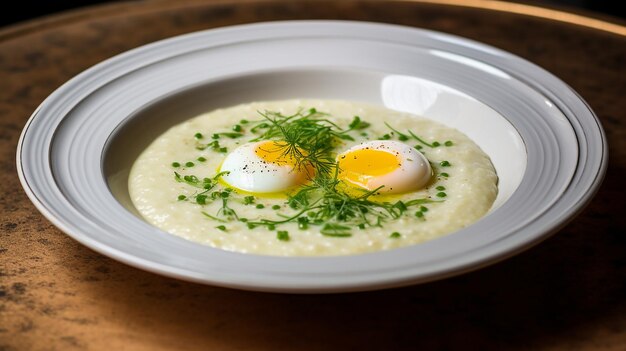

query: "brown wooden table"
left=2, top=1, right=625, bottom=350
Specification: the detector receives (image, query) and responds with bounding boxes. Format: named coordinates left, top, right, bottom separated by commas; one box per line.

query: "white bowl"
left=17, top=21, right=607, bottom=293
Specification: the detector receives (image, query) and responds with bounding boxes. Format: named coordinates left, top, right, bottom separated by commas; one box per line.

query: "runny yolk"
left=254, top=141, right=300, bottom=166
left=337, top=149, right=400, bottom=189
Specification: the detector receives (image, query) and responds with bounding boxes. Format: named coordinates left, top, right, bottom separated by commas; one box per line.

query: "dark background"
left=0, top=0, right=624, bottom=28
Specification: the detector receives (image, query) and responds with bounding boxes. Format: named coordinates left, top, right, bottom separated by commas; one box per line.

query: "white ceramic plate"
left=17, top=21, right=607, bottom=293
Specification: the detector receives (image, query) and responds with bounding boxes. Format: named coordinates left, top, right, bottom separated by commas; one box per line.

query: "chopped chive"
left=171, top=162, right=181, bottom=168
left=267, top=224, right=276, bottom=230
left=358, top=223, right=366, bottom=229
left=436, top=192, right=447, bottom=198
left=440, top=160, right=451, bottom=167
left=432, top=141, right=441, bottom=147
left=440, top=172, right=449, bottom=177
left=177, top=195, right=186, bottom=201
left=215, top=132, right=244, bottom=139
left=414, top=211, right=424, bottom=218
left=244, top=196, right=255, bottom=205
left=393, top=201, right=407, bottom=211
left=420, top=206, right=428, bottom=212
left=239, top=119, right=249, bottom=124
left=436, top=186, right=446, bottom=191
left=196, top=194, right=207, bottom=204
left=240, top=218, right=248, bottom=223
left=390, top=232, right=401, bottom=238
left=381, top=134, right=391, bottom=140
left=185, top=161, right=195, bottom=167
left=272, top=205, right=281, bottom=210
left=247, top=223, right=256, bottom=229
left=256, top=204, right=265, bottom=209
left=444, top=140, right=453, bottom=147
left=218, top=147, right=228, bottom=153
left=194, top=133, right=203, bottom=140
left=298, top=217, right=309, bottom=229
left=216, top=225, right=226, bottom=231
left=414, top=145, right=423, bottom=150
left=348, top=116, right=370, bottom=130
left=197, top=156, right=206, bottom=162
left=398, top=134, right=409, bottom=141
left=277, top=231, right=290, bottom=241
left=232, top=124, right=242, bottom=132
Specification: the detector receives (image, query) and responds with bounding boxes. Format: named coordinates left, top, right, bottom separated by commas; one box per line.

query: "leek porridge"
left=129, top=99, right=497, bottom=256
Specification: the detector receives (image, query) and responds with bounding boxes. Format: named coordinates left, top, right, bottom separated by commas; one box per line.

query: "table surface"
left=1, top=1, right=625, bottom=350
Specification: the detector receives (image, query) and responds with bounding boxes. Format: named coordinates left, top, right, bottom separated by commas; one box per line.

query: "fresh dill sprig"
left=249, top=108, right=358, bottom=176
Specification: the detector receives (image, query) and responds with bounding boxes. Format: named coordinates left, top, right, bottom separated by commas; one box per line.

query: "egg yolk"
left=337, top=149, right=400, bottom=189
left=254, top=141, right=299, bottom=166
left=254, top=141, right=315, bottom=180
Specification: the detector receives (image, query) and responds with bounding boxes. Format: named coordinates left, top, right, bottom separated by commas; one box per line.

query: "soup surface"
left=129, top=99, right=497, bottom=256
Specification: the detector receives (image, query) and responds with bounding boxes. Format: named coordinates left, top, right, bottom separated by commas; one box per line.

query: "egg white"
left=337, top=140, right=432, bottom=194
left=220, top=141, right=308, bottom=193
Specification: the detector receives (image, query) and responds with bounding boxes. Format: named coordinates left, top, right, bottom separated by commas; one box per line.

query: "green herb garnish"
left=175, top=108, right=448, bottom=238
left=277, top=231, right=290, bottom=241
left=384, top=122, right=446, bottom=148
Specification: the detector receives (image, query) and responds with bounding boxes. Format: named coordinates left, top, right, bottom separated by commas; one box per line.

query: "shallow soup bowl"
left=18, top=21, right=606, bottom=293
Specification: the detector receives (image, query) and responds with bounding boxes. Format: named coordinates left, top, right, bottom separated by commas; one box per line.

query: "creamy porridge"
left=129, top=99, right=497, bottom=256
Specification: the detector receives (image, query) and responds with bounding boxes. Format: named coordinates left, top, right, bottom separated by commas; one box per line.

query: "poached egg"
left=336, top=140, right=431, bottom=194
left=220, top=141, right=311, bottom=193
